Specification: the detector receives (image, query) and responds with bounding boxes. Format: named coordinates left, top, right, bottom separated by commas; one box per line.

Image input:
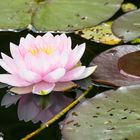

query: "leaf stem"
left=21, top=85, right=93, bottom=140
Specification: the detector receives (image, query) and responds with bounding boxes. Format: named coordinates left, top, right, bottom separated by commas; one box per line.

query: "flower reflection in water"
left=1, top=91, right=73, bottom=123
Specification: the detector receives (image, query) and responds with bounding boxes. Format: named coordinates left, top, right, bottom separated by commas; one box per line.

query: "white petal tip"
left=91, top=65, right=97, bottom=72
left=74, top=65, right=97, bottom=80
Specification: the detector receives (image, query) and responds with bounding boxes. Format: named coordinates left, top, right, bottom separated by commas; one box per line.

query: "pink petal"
left=53, top=35, right=61, bottom=49
left=0, top=74, right=31, bottom=87
left=34, top=35, right=45, bottom=48
left=10, top=43, right=26, bottom=69
left=66, top=43, right=86, bottom=70
left=59, top=52, right=68, bottom=67
left=0, top=59, right=13, bottom=74
left=43, top=32, right=54, bottom=41
left=18, top=69, right=42, bottom=83
left=10, top=43, right=21, bottom=59
left=58, top=34, right=72, bottom=52
left=10, top=85, right=33, bottom=94
left=19, top=37, right=25, bottom=45
left=19, top=34, right=35, bottom=56
left=33, top=82, right=55, bottom=95
left=24, top=53, right=50, bottom=75
left=1, top=53, right=18, bottom=74
left=60, top=66, right=86, bottom=82
left=43, top=68, right=65, bottom=83
left=74, top=66, right=97, bottom=80
left=54, top=82, right=77, bottom=91
left=42, top=33, right=55, bottom=47
left=21, top=34, right=35, bottom=49
left=25, top=34, right=35, bottom=41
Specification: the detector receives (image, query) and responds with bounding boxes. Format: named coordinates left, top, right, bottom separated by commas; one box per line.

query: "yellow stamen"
left=29, top=47, right=54, bottom=55
left=40, top=47, right=54, bottom=55
left=29, top=48, right=39, bottom=55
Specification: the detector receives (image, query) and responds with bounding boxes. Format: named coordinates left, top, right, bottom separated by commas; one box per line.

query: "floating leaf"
left=61, top=85, right=140, bottom=140
left=0, top=0, right=32, bottom=31
left=121, top=3, right=137, bottom=13
left=112, top=9, right=140, bottom=42
left=75, top=22, right=121, bottom=45
left=90, top=45, right=140, bottom=87
left=0, top=0, right=123, bottom=32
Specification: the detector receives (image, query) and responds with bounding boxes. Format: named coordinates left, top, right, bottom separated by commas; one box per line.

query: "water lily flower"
left=90, top=45, right=140, bottom=87
left=0, top=33, right=97, bottom=95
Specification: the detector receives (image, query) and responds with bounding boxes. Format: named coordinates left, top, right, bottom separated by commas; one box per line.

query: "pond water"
left=0, top=0, right=140, bottom=140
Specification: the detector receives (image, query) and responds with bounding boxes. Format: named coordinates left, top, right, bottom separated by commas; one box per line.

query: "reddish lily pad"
left=90, top=45, right=140, bottom=87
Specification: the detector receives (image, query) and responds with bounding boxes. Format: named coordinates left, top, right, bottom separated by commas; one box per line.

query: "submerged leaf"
left=61, top=85, right=140, bottom=140
left=75, top=22, right=121, bottom=45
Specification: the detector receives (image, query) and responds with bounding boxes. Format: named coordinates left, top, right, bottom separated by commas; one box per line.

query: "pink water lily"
left=0, top=33, right=97, bottom=95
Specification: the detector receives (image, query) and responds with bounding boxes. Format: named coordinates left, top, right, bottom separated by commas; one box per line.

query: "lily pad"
left=61, top=85, right=140, bottom=140
left=112, top=9, right=140, bottom=42
left=0, top=0, right=32, bottom=31
left=90, top=45, right=140, bottom=87
left=0, top=0, right=123, bottom=32
left=121, top=3, right=137, bottom=13
left=75, top=22, right=121, bottom=45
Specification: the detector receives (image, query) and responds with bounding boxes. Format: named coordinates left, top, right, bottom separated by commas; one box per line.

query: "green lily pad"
left=0, top=0, right=32, bottom=31
left=0, top=0, right=123, bottom=32
left=112, top=9, right=140, bottom=42
left=61, top=85, right=140, bottom=140
left=121, top=3, right=137, bottom=13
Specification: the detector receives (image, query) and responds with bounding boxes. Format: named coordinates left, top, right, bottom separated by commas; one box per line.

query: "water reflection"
left=1, top=91, right=73, bottom=124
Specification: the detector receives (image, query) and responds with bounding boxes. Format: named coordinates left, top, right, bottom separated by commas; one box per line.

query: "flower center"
left=118, top=51, right=140, bottom=78
left=38, top=90, right=49, bottom=95
left=29, top=47, right=54, bottom=55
